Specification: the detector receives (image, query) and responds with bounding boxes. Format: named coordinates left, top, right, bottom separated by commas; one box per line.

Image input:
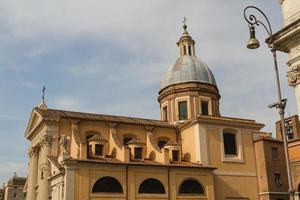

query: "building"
left=275, top=115, right=300, bottom=199
left=25, top=24, right=265, bottom=200
left=2, top=174, right=26, bottom=200
left=0, top=188, right=4, bottom=200
left=254, top=133, right=289, bottom=200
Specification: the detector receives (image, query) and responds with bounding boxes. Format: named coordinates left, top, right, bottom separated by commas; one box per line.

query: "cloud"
left=0, top=0, right=296, bottom=183
left=53, top=96, right=81, bottom=110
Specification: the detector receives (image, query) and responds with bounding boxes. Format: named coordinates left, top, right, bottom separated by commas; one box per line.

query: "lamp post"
left=243, top=6, right=295, bottom=200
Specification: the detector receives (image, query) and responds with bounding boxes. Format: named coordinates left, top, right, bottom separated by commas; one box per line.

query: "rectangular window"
left=178, top=101, right=188, bottom=120
left=183, top=46, right=187, bottom=55
left=223, top=133, right=237, bottom=155
left=275, top=173, right=281, bottom=186
left=188, top=45, right=192, bottom=55
left=172, top=150, right=179, bottom=161
left=134, top=147, right=143, bottom=159
left=285, top=121, right=294, bottom=140
left=95, top=144, right=104, bottom=156
left=163, top=106, right=168, bottom=122
left=201, top=101, right=209, bottom=115
left=272, top=147, right=278, bottom=160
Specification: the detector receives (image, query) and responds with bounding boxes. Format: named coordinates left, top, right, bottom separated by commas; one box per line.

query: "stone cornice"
left=267, top=18, right=300, bottom=52
left=179, top=115, right=264, bottom=131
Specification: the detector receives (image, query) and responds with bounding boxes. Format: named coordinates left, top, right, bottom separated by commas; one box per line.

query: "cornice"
left=179, top=115, right=264, bottom=131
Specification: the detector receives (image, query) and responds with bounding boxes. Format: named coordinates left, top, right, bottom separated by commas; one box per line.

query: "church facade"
left=24, top=24, right=265, bottom=200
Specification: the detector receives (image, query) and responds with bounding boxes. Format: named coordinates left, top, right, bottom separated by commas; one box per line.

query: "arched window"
left=179, top=179, right=204, bottom=194
left=138, top=178, right=166, bottom=194
left=92, top=176, right=123, bottom=193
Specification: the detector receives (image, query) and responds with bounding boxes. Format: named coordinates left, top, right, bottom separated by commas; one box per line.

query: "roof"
left=34, top=107, right=178, bottom=128
left=160, top=55, right=217, bottom=90
left=254, top=136, right=283, bottom=143
left=7, top=176, right=26, bottom=186
left=68, top=158, right=216, bottom=169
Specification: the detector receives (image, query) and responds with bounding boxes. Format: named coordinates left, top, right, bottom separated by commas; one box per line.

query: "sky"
left=0, top=0, right=297, bottom=184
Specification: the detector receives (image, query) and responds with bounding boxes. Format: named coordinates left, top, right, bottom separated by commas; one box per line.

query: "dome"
left=160, top=55, right=217, bottom=90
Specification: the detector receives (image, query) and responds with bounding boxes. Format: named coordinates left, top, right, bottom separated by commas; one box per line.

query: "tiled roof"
left=7, top=177, right=26, bottom=186
left=70, top=158, right=215, bottom=169
left=35, top=107, right=178, bottom=128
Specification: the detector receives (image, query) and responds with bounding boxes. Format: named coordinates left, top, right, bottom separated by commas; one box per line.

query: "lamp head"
left=247, top=26, right=260, bottom=49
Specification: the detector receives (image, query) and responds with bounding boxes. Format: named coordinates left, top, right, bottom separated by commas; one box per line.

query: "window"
left=158, top=140, right=168, bottom=149
left=201, top=101, right=209, bottom=115
left=134, top=147, right=143, bottom=159
left=138, top=178, right=166, bottom=194
left=183, top=46, right=187, bottom=55
left=285, top=121, right=294, bottom=140
left=172, top=150, right=179, bottom=161
left=272, top=147, right=278, bottom=160
left=275, top=173, right=282, bottom=186
left=179, top=179, right=204, bottom=194
left=188, top=45, right=192, bottom=55
left=13, top=193, right=17, bottom=197
left=92, top=176, right=123, bottom=193
left=223, top=133, right=237, bottom=155
left=162, top=106, right=168, bottom=122
left=95, top=144, right=103, bottom=156
left=178, top=101, right=188, bottom=120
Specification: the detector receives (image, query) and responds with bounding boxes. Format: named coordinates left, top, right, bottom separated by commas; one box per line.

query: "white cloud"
left=53, top=96, right=81, bottom=110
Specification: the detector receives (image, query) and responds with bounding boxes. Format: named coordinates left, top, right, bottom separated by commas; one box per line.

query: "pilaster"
left=38, top=135, right=53, bottom=200
left=26, top=147, right=39, bottom=200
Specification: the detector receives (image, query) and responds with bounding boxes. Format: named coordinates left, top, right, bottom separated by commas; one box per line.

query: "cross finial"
left=182, top=17, right=188, bottom=33
left=183, top=17, right=187, bottom=25
left=42, top=85, right=46, bottom=101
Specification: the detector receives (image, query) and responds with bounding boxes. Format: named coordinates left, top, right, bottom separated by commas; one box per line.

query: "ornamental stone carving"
left=28, top=147, right=39, bottom=157
left=40, top=135, right=53, bottom=147
left=60, top=134, right=70, bottom=155
left=287, top=66, right=300, bottom=86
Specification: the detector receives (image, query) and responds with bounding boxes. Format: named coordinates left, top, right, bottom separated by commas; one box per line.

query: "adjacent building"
left=276, top=115, right=300, bottom=199
left=2, top=174, right=26, bottom=200
left=254, top=133, right=289, bottom=200
left=24, top=24, right=265, bottom=200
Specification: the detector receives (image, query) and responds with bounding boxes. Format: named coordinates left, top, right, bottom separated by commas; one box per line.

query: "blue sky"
left=0, top=0, right=296, bottom=184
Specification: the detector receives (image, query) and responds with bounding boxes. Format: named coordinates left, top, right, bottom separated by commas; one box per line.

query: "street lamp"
left=243, top=6, right=295, bottom=200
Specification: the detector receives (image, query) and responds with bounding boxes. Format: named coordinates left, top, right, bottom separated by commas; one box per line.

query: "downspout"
left=168, top=167, right=170, bottom=200
left=126, top=165, right=129, bottom=200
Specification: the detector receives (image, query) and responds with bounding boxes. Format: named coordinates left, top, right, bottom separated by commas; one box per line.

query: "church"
left=24, top=23, right=265, bottom=200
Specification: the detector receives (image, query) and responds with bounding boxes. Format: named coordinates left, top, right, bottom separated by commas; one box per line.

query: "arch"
left=179, top=178, right=204, bottom=194
left=138, top=178, right=166, bottom=194
left=92, top=176, right=123, bottom=193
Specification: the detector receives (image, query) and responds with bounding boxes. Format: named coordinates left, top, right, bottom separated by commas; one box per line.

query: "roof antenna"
left=38, top=85, right=48, bottom=110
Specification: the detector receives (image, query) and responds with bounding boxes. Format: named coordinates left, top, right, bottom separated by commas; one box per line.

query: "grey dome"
left=161, top=55, right=217, bottom=89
